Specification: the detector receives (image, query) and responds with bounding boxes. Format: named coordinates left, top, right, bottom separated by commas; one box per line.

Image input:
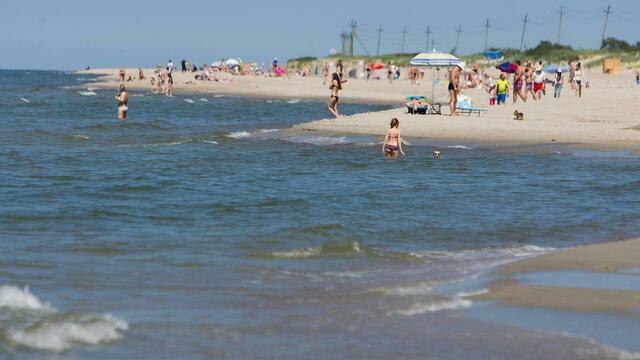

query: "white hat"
left=457, top=62, right=466, bottom=71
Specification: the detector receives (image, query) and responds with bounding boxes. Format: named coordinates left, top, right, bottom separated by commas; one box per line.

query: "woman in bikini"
left=115, top=84, right=128, bottom=120
left=382, top=118, right=405, bottom=158
left=327, top=72, right=341, bottom=118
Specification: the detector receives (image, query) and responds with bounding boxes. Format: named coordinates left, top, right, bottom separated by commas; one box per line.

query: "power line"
left=425, top=26, right=432, bottom=52
left=600, top=4, right=612, bottom=48
left=376, top=25, right=383, bottom=56
left=483, top=19, right=491, bottom=51
left=520, top=14, right=529, bottom=52
left=556, top=5, right=565, bottom=45
left=400, top=26, right=408, bottom=53
left=453, top=25, right=463, bottom=55
left=349, top=20, right=357, bottom=56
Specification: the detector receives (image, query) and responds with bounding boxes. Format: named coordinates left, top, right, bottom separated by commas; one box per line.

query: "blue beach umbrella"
left=409, top=51, right=465, bottom=101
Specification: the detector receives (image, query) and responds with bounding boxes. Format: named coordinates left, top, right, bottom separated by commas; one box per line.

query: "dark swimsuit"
left=385, top=144, right=398, bottom=152
left=448, top=82, right=455, bottom=91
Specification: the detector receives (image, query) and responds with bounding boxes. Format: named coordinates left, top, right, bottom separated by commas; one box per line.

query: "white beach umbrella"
left=409, top=51, right=465, bottom=102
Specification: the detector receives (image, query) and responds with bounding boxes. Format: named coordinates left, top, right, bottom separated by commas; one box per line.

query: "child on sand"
left=495, top=74, right=509, bottom=105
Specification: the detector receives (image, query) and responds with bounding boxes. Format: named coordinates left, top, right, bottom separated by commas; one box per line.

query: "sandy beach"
left=82, top=67, right=640, bottom=149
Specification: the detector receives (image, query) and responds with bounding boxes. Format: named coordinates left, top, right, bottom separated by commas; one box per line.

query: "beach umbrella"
left=225, top=58, right=240, bottom=68
left=496, top=62, right=518, bottom=73
left=409, top=51, right=464, bottom=102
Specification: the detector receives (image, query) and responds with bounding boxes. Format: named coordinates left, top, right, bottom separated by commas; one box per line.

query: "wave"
left=286, top=99, right=302, bottom=104
left=446, top=145, right=471, bottom=149
left=199, top=98, right=209, bottom=102
left=7, top=313, right=128, bottom=352
left=226, top=131, right=252, bottom=139
left=0, top=285, right=53, bottom=312
left=20, top=98, right=30, bottom=103
left=77, top=91, right=97, bottom=96
left=65, top=134, right=90, bottom=141
left=410, top=244, right=554, bottom=261
left=391, top=298, right=473, bottom=316
left=251, top=240, right=427, bottom=262
left=184, top=99, right=195, bottom=104
left=284, top=136, right=348, bottom=146
left=0, top=285, right=127, bottom=352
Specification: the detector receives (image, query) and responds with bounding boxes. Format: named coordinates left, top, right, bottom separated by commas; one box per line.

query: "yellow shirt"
left=496, top=79, right=509, bottom=94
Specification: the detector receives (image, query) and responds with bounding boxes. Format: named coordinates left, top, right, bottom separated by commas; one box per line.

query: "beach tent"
left=483, top=50, right=503, bottom=60
left=369, top=63, right=384, bottom=70
left=496, top=62, right=518, bottom=73
left=409, top=51, right=465, bottom=102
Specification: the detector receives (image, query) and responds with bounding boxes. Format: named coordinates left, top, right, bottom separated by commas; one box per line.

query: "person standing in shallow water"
left=115, top=84, right=128, bottom=120
left=327, top=73, right=341, bottom=118
left=382, top=118, right=405, bottom=158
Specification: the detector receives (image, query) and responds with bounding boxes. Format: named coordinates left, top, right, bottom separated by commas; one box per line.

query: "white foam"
left=199, top=98, right=209, bottom=102
left=258, top=128, right=279, bottom=134
left=391, top=298, right=473, bottom=316
left=401, top=140, right=412, bottom=146
left=77, top=91, right=97, bottom=96
left=287, top=99, right=302, bottom=104
left=20, top=98, right=31, bottom=103
left=446, top=145, right=471, bottom=149
left=70, top=135, right=90, bottom=140
left=270, top=247, right=321, bottom=259
left=183, top=99, right=195, bottom=104
left=290, top=136, right=348, bottom=146
left=372, top=283, right=434, bottom=296
left=213, top=94, right=225, bottom=98
left=202, top=140, right=218, bottom=144
left=85, top=87, right=98, bottom=91
left=8, top=314, right=128, bottom=352
left=226, top=131, right=252, bottom=139
left=0, top=285, right=53, bottom=312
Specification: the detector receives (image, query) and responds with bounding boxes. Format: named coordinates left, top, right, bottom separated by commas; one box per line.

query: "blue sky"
left=1, top=0, right=637, bottom=70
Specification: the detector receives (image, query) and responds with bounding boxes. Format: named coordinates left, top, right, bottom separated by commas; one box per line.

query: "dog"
left=514, top=110, right=524, bottom=121
left=433, top=150, right=441, bottom=160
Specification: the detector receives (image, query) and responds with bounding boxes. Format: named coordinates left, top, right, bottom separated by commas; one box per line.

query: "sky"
left=1, top=0, right=637, bottom=70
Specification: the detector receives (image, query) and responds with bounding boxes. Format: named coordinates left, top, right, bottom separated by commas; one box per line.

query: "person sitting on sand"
left=327, top=72, right=341, bottom=118
left=115, top=84, right=128, bottom=120
left=382, top=118, right=405, bottom=158
left=448, top=64, right=463, bottom=116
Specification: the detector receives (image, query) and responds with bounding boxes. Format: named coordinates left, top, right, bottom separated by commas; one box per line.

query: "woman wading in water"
left=327, top=72, right=341, bottom=118
left=382, top=118, right=405, bottom=158
left=115, top=84, right=128, bottom=120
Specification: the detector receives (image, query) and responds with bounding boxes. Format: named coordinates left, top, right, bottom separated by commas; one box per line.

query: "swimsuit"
left=514, top=79, right=523, bottom=90
left=448, top=82, right=455, bottom=91
left=331, top=95, right=339, bottom=101
left=385, top=144, right=398, bottom=152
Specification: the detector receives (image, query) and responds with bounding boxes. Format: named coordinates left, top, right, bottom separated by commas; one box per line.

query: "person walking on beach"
left=322, top=62, right=329, bottom=85
left=382, top=118, right=405, bottom=158
left=568, top=61, right=576, bottom=91
left=554, top=68, right=563, bottom=98
left=448, top=64, right=462, bottom=116
left=513, top=61, right=526, bottom=104
left=387, top=62, right=393, bottom=84
left=533, top=66, right=545, bottom=100
left=574, top=62, right=584, bottom=98
left=115, top=84, right=128, bottom=120
left=327, top=73, right=341, bottom=118
left=495, top=73, right=509, bottom=105
left=336, top=59, right=344, bottom=82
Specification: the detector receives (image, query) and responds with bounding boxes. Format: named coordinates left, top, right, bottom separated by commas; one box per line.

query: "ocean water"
left=1, top=70, right=640, bottom=359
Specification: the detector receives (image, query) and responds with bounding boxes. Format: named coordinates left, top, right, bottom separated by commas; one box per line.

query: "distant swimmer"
left=115, top=84, right=128, bottom=120
left=382, top=118, right=405, bottom=158
left=119, top=68, right=125, bottom=83
left=327, top=72, right=341, bottom=118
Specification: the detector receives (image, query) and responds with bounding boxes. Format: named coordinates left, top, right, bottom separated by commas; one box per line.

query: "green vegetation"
left=287, top=39, right=639, bottom=70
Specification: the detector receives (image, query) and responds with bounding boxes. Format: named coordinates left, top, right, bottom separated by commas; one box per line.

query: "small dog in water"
left=514, top=110, right=524, bottom=121
left=433, top=150, right=441, bottom=160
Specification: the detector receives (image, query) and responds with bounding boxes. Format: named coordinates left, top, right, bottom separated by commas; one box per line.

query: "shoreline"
left=80, top=67, right=640, bottom=151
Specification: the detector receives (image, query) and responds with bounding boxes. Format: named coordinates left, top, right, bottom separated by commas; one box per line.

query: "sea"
left=1, top=69, right=640, bottom=359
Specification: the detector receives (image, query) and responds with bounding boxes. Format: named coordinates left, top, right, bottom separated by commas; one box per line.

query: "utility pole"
left=376, top=25, right=383, bottom=56
left=349, top=20, right=357, bottom=57
left=453, top=25, right=463, bottom=55
left=400, top=26, right=408, bottom=53
left=425, top=26, right=432, bottom=52
left=431, top=39, right=435, bottom=52
left=483, top=19, right=491, bottom=51
left=339, top=32, right=345, bottom=54
left=556, top=5, right=565, bottom=45
left=520, top=14, right=529, bottom=52
left=600, top=4, right=612, bottom=48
